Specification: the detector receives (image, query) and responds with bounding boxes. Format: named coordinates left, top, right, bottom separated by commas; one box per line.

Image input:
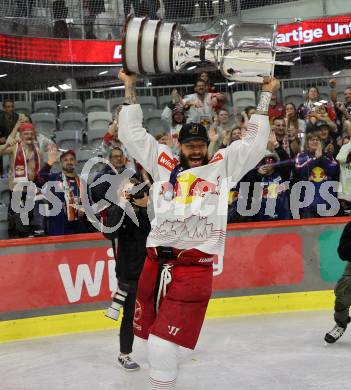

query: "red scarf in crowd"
left=13, top=141, right=41, bottom=183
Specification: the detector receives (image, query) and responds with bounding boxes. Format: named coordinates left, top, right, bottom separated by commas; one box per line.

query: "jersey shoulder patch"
left=209, top=152, right=224, bottom=164
left=158, top=151, right=177, bottom=172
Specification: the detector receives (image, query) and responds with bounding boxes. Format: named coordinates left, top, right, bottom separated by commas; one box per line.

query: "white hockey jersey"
left=119, top=104, right=270, bottom=255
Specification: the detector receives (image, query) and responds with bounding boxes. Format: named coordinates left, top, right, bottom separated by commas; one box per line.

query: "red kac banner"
left=0, top=15, right=350, bottom=65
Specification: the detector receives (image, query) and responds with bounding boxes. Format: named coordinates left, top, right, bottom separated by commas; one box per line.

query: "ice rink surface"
left=1, top=310, right=351, bottom=390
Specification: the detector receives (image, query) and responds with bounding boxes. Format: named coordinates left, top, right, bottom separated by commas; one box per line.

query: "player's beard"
left=179, top=151, right=209, bottom=170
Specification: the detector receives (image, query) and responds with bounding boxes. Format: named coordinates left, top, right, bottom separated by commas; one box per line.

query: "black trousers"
left=8, top=190, right=46, bottom=238
left=119, top=289, right=137, bottom=354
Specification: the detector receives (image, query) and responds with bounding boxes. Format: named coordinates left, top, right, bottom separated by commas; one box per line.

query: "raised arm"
left=225, top=77, right=280, bottom=181
left=329, top=79, right=337, bottom=103
left=0, top=137, right=16, bottom=156
left=117, top=69, right=160, bottom=180
left=34, top=145, right=59, bottom=187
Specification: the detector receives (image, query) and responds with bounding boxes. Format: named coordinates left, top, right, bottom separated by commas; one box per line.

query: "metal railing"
left=0, top=0, right=300, bottom=39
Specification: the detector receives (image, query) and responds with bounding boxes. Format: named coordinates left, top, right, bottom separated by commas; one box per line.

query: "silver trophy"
left=122, top=17, right=293, bottom=83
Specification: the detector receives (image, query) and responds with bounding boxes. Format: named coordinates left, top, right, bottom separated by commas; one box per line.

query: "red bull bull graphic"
left=172, top=173, right=220, bottom=204
left=262, top=183, right=287, bottom=199
left=309, top=167, right=327, bottom=183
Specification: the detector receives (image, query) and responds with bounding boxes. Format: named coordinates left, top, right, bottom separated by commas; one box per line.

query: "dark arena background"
left=1, top=1, right=351, bottom=389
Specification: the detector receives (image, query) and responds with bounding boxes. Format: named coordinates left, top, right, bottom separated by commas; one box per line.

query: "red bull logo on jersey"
left=173, top=173, right=219, bottom=204
left=309, top=167, right=327, bottom=183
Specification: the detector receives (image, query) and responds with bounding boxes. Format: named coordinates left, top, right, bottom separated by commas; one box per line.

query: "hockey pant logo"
left=168, top=326, right=180, bottom=336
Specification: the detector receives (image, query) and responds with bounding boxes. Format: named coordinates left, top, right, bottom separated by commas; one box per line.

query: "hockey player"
left=325, top=221, right=351, bottom=343
left=117, top=69, right=280, bottom=389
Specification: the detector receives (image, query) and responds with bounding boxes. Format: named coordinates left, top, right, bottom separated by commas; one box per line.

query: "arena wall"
left=0, top=217, right=349, bottom=343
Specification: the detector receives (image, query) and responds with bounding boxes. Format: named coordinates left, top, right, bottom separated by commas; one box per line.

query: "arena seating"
left=30, top=112, right=57, bottom=137
left=232, top=91, right=256, bottom=113
left=87, top=112, right=112, bottom=132
left=75, top=149, right=94, bottom=173
left=158, top=95, right=172, bottom=109
left=86, top=129, right=106, bottom=150
left=282, top=88, right=304, bottom=106
left=59, top=99, right=83, bottom=114
left=144, top=110, right=168, bottom=134
left=59, top=112, right=85, bottom=132
left=85, top=98, right=108, bottom=114
left=109, top=97, right=125, bottom=113
left=138, top=96, right=158, bottom=111
left=14, top=101, right=32, bottom=116
left=34, top=100, right=58, bottom=115
left=55, top=130, right=83, bottom=150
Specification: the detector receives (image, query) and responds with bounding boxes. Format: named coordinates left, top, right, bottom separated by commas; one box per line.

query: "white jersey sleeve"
left=224, top=113, right=270, bottom=183
left=161, top=106, right=172, bottom=125
left=118, top=104, right=160, bottom=181
left=336, top=142, right=351, bottom=163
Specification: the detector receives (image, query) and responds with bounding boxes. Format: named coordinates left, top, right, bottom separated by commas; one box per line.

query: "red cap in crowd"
left=18, top=123, right=35, bottom=133
left=60, top=149, right=76, bottom=160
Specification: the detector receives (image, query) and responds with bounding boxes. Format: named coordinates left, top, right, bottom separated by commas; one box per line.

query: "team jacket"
left=294, top=152, right=340, bottom=212
left=118, top=104, right=270, bottom=255
left=229, top=169, right=291, bottom=222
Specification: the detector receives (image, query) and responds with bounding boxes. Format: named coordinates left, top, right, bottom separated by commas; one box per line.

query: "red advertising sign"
left=0, top=34, right=122, bottom=65
left=276, top=15, right=351, bottom=47
left=0, top=233, right=303, bottom=313
left=212, top=233, right=303, bottom=290
left=0, top=15, right=350, bottom=65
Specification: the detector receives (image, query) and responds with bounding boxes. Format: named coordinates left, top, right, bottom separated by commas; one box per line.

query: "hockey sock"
left=147, top=334, right=179, bottom=390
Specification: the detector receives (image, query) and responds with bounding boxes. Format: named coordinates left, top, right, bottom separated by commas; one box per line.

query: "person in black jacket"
left=325, top=221, right=351, bottom=343
left=91, top=170, right=150, bottom=371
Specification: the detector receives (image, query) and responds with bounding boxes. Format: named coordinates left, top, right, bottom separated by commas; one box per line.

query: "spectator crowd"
left=0, top=73, right=351, bottom=238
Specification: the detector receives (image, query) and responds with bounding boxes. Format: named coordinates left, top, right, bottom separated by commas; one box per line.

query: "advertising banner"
left=276, top=15, right=351, bottom=47
left=0, top=227, right=323, bottom=315
left=0, top=15, right=350, bottom=65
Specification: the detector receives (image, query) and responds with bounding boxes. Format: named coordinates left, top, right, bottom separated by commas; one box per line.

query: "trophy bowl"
left=122, top=17, right=293, bottom=83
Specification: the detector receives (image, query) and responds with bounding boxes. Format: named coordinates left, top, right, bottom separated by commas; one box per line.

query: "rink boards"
left=0, top=217, right=349, bottom=342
